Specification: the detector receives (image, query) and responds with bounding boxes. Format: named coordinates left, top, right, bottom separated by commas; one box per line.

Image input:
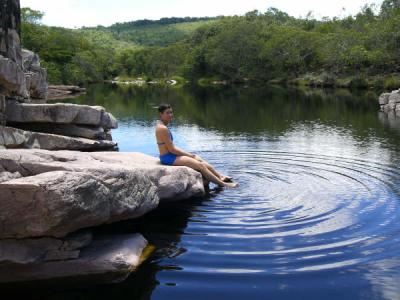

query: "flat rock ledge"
left=5, top=101, right=117, bottom=129
left=0, top=125, right=118, bottom=151
left=0, top=149, right=205, bottom=239
left=1, top=100, right=118, bottom=150
left=2, top=101, right=118, bottom=149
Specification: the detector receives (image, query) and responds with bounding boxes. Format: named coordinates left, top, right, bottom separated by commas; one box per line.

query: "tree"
left=21, top=7, right=44, bottom=24
left=381, top=0, right=400, bottom=15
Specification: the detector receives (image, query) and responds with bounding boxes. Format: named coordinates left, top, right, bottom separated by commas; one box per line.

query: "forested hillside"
left=21, top=1, right=400, bottom=89
left=103, top=17, right=215, bottom=46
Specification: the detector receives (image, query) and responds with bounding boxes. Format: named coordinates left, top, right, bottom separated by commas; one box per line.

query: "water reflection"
left=378, top=111, right=400, bottom=134
left=65, top=84, right=382, bottom=135
left=39, top=84, right=400, bottom=300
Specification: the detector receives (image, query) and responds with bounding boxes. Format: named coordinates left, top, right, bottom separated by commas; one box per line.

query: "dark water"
left=19, top=84, right=400, bottom=299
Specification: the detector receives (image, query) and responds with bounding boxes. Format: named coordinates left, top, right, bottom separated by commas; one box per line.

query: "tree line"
left=21, top=1, right=400, bottom=89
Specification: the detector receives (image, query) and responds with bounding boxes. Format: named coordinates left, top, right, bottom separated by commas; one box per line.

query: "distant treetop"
left=108, top=17, right=215, bottom=30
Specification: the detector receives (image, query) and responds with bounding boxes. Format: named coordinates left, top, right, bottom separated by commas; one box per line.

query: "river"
left=27, top=83, right=400, bottom=299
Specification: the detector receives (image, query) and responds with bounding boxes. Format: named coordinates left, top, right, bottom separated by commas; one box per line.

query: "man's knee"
left=197, top=161, right=207, bottom=171
left=194, top=155, right=203, bottom=162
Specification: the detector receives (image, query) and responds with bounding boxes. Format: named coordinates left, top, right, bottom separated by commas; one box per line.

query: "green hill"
left=82, top=17, right=217, bottom=47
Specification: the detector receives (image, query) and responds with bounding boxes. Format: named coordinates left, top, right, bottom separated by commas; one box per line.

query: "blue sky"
left=20, top=0, right=383, bottom=28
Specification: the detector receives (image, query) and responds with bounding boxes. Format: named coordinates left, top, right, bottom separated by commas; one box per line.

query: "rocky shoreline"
left=0, top=149, right=205, bottom=284
left=0, top=0, right=207, bottom=286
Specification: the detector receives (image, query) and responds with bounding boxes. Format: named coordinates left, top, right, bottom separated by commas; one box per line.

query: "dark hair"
left=158, top=103, right=172, bottom=113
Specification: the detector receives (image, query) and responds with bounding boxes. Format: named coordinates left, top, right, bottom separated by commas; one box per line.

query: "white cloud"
left=20, top=0, right=383, bottom=28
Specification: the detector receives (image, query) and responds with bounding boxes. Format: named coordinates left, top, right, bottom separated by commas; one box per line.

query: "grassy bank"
left=283, top=73, right=400, bottom=91
left=110, top=75, right=187, bottom=87
left=109, top=73, right=400, bottom=93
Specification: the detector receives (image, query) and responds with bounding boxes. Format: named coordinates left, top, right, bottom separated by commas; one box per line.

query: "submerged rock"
left=0, top=231, right=92, bottom=265
left=0, top=149, right=205, bottom=239
left=0, top=233, right=148, bottom=284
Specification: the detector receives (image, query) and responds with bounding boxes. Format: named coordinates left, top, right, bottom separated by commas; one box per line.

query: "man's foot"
left=223, top=181, right=239, bottom=188
left=221, top=175, right=233, bottom=183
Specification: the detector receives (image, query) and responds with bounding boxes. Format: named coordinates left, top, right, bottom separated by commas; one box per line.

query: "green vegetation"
left=21, top=1, right=400, bottom=90
left=104, top=17, right=216, bottom=46
left=21, top=8, right=131, bottom=85
left=20, top=9, right=211, bottom=85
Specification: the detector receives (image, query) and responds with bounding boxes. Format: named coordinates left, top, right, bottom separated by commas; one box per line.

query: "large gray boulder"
left=379, top=89, right=400, bottom=114
left=6, top=101, right=118, bottom=129
left=0, top=125, right=118, bottom=150
left=22, top=49, right=48, bottom=99
left=0, top=149, right=205, bottom=239
left=0, top=167, right=158, bottom=239
left=0, top=233, right=148, bottom=284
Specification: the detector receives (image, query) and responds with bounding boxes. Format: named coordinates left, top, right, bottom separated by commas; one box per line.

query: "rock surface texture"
left=0, top=0, right=28, bottom=98
left=21, top=49, right=48, bottom=99
left=0, top=149, right=205, bottom=239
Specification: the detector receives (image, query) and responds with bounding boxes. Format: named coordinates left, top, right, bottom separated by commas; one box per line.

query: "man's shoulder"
left=156, top=124, right=168, bottom=132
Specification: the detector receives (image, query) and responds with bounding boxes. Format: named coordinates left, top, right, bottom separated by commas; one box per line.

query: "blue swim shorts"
left=159, top=152, right=177, bottom=165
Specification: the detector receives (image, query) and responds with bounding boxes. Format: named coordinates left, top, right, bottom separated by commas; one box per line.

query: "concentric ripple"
left=175, top=150, right=400, bottom=276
